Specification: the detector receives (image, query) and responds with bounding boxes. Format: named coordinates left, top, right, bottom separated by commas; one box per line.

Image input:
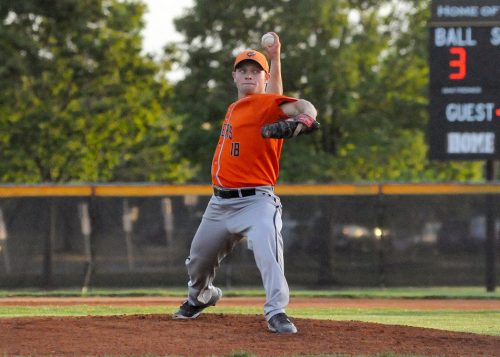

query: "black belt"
left=213, top=187, right=256, bottom=199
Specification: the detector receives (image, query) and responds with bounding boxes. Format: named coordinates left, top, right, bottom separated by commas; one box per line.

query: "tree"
left=167, top=0, right=482, bottom=183
left=0, top=0, right=192, bottom=183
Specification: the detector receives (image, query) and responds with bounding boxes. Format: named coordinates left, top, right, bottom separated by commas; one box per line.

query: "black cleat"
left=267, top=312, right=298, bottom=334
left=172, top=287, right=222, bottom=319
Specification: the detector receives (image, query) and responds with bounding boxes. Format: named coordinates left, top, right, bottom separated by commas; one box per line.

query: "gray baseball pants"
left=184, top=186, right=289, bottom=321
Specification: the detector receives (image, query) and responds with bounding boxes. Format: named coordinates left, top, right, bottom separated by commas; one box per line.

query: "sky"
left=141, top=0, right=194, bottom=56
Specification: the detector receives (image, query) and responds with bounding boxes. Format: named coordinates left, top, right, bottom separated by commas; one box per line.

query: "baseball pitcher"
left=173, top=33, right=320, bottom=334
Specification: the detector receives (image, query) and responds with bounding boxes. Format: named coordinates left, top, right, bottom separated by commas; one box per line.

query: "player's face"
left=233, top=62, right=269, bottom=97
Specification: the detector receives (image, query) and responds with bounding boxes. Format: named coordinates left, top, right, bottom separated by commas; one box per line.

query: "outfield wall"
left=0, top=184, right=498, bottom=289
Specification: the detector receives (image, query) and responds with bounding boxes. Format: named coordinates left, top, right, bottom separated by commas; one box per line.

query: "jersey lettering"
left=231, top=142, right=240, bottom=156
left=220, top=123, right=233, bottom=139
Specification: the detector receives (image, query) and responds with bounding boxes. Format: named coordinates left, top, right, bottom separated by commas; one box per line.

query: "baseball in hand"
left=261, top=33, right=275, bottom=47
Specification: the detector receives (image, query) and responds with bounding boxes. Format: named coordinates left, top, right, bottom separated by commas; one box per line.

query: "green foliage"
left=168, top=0, right=483, bottom=183
left=0, top=0, right=486, bottom=183
left=0, top=0, right=193, bottom=183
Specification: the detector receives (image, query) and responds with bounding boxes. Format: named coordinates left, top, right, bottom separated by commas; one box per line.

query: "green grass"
left=0, top=287, right=185, bottom=298
left=289, top=286, right=500, bottom=299
left=1, top=286, right=499, bottom=299
left=0, top=305, right=167, bottom=318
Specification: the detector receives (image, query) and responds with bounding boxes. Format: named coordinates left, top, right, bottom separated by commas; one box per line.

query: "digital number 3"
left=449, top=47, right=466, bottom=80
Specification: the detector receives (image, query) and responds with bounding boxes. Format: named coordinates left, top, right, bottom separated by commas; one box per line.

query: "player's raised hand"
left=261, top=32, right=281, bottom=61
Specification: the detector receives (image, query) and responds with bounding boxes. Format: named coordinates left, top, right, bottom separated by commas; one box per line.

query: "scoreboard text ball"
left=428, top=0, right=500, bottom=160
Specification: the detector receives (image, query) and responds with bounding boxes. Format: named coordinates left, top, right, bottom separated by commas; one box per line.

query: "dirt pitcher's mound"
left=1, top=313, right=499, bottom=356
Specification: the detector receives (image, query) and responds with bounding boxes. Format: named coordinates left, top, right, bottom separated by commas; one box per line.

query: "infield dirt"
left=0, top=297, right=499, bottom=356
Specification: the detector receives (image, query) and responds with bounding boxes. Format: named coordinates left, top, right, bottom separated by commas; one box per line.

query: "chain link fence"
left=0, top=184, right=498, bottom=290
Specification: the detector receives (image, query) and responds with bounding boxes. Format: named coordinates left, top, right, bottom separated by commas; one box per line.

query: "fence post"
left=161, top=197, right=174, bottom=267
left=80, top=200, right=93, bottom=293
left=43, top=198, right=55, bottom=289
left=376, top=185, right=386, bottom=287
left=0, top=207, right=10, bottom=273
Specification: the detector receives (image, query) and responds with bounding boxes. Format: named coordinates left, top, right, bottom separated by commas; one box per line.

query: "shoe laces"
left=273, top=313, right=292, bottom=324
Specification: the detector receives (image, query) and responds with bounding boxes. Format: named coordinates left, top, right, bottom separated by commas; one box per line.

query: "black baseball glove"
left=261, top=114, right=320, bottom=139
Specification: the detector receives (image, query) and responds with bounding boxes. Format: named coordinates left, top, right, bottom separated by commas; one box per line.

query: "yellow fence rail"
left=0, top=183, right=500, bottom=197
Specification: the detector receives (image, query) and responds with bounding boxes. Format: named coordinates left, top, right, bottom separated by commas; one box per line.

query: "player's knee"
left=186, top=255, right=213, bottom=276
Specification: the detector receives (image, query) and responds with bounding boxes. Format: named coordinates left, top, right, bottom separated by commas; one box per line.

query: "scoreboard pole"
left=428, top=0, right=499, bottom=292
left=485, top=160, right=497, bottom=292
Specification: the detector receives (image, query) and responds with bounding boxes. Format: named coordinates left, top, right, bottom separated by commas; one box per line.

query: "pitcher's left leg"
left=246, top=197, right=289, bottom=320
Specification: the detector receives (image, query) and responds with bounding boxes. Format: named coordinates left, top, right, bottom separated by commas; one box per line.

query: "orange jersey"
left=211, top=94, right=297, bottom=188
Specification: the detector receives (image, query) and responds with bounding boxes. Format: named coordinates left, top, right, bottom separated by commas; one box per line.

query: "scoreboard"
left=428, top=0, right=500, bottom=159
